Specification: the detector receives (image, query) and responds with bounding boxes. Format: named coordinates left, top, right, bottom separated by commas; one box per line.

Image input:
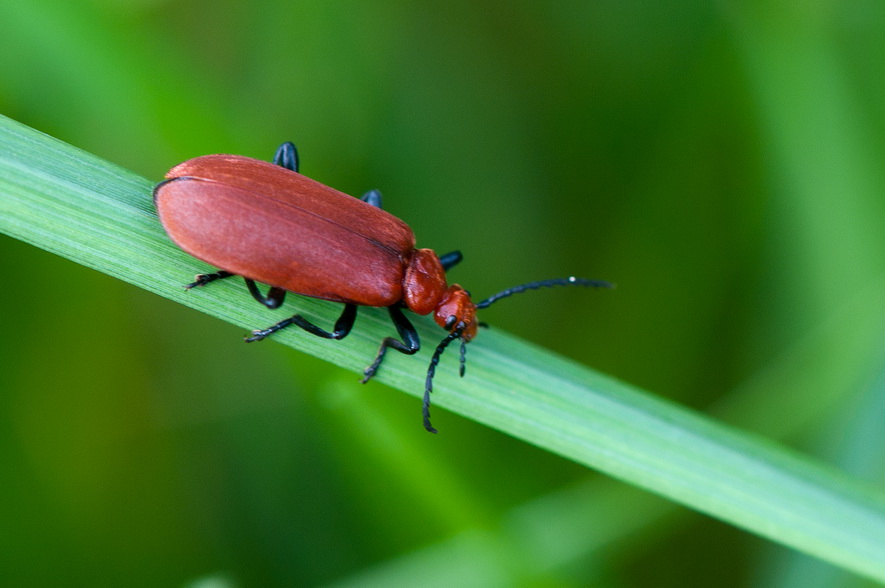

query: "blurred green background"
left=2, top=1, right=885, bottom=586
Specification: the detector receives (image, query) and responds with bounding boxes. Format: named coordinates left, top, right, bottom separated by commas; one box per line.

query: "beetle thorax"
left=402, top=249, right=478, bottom=340
left=402, top=249, right=448, bottom=315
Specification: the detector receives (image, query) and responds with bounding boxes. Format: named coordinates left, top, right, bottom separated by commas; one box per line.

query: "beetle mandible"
left=154, top=143, right=611, bottom=432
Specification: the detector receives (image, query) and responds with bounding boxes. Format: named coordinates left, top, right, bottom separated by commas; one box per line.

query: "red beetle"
left=154, top=143, right=611, bottom=432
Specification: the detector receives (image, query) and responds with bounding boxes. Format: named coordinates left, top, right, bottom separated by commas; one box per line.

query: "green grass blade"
left=2, top=114, right=885, bottom=582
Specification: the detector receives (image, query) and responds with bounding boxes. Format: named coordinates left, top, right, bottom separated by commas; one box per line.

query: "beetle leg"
left=273, top=142, right=300, bottom=172
left=438, top=250, right=463, bottom=271
left=360, top=189, right=383, bottom=209
left=245, top=303, right=357, bottom=342
left=244, top=279, right=286, bottom=309
left=361, top=305, right=421, bottom=383
left=185, top=270, right=235, bottom=289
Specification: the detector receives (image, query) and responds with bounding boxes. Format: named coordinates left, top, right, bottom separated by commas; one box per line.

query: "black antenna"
left=422, top=276, right=611, bottom=433
left=476, top=277, right=613, bottom=309
left=423, top=329, right=463, bottom=433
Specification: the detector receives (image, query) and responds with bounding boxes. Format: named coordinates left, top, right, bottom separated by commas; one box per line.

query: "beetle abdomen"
left=155, top=156, right=416, bottom=307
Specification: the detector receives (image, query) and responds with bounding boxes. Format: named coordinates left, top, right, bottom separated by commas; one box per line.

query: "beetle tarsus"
left=360, top=365, right=378, bottom=384
left=186, top=270, right=234, bottom=289
left=245, top=319, right=292, bottom=342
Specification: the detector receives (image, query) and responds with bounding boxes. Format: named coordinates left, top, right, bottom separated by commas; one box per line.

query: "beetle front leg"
left=361, top=305, right=420, bottom=383
left=245, top=303, right=357, bottom=342
left=438, top=251, right=462, bottom=271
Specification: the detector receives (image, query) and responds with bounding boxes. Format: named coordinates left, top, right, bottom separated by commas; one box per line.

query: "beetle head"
left=433, top=284, right=478, bottom=341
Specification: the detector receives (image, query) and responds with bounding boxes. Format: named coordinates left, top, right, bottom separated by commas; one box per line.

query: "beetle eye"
left=444, top=315, right=457, bottom=329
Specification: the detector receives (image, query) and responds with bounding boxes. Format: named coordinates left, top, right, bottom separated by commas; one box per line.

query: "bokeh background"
left=2, top=1, right=885, bottom=586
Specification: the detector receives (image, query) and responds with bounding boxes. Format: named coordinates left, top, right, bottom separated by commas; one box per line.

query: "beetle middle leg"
left=245, top=303, right=358, bottom=342
left=273, top=142, right=300, bottom=172
left=360, top=189, right=383, bottom=208
left=361, top=305, right=421, bottom=383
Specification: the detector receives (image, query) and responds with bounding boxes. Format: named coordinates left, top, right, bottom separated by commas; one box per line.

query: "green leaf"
left=2, top=114, right=884, bottom=582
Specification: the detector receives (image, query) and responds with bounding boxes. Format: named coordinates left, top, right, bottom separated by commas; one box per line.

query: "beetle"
left=154, top=142, right=611, bottom=432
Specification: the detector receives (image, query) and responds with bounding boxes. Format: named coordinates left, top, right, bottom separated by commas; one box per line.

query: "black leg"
left=246, top=303, right=357, bottom=342
left=244, top=279, right=286, bottom=309
left=361, top=305, right=421, bottom=383
left=360, top=189, right=383, bottom=209
left=273, top=142, right=299, bottom=172
left=439, top=251, right=462, bottom=271
left=185, top=270, right=235, bottom=289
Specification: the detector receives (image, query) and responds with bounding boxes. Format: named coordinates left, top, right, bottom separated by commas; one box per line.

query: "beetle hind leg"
left=244, top=279, right=286, bottom=309
left=245, top=303, right=357, bottom=342
left=361, top=305, right=421, bottom=383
